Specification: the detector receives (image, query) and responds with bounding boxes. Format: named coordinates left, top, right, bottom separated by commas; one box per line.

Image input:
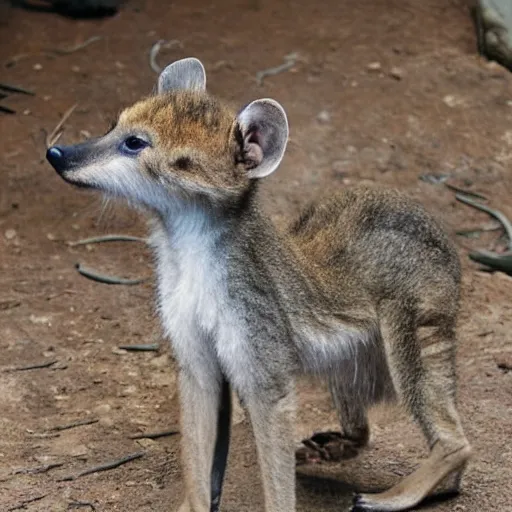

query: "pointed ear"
left=236, top=99, right=289, bottom=179
left=157, top=57, right=206, bottom=94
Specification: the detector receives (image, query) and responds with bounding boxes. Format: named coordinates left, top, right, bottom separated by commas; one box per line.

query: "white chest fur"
left=149, top=213, right=254, bottom=389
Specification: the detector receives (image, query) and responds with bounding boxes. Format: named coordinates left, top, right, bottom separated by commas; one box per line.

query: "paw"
left=350, top=494, right=382, bottom=511
left=296, top=431, right=360, bottom=465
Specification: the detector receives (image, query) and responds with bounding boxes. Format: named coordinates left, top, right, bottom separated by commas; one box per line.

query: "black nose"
left=46, top=146, right=66, bottom=173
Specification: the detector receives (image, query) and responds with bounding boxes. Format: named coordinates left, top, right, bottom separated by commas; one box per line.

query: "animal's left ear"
left=158, top=57, right=206, bottom=94
left=235, top=99, right=289, bottom=179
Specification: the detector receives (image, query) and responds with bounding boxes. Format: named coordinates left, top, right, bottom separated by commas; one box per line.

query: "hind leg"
left=330, top=374, right=371, bottom=448
left=296, top=375, right=370, bottom=464
left=353, top=318, right=471, bottom=511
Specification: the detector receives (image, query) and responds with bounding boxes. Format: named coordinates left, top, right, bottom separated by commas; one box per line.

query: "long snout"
left=46, top=139, right=100, bottom=176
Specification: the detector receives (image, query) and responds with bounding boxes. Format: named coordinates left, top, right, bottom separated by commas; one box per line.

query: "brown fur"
left=47, top=63, right=471, bottom=512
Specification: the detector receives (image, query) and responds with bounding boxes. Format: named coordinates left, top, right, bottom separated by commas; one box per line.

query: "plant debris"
left=50, top=418, right=98, bottom=432
left=149, top=39, right=183, bottom=73
left=255, top=52, right=299, bottom=86
left=75, top=263, right=147, bottom=286
left=13, top=463, right=64, bottom=475
left=6, top=360, right=57, bottom=372
left=58, top=451, right=145, bottom=482
left=129, top=429, right=179, bottom=440
left=7, top=494, right=47, bottom=511
left=118, top=344, right=160, bottom=352
left=5, top=36, right=102, bottom=68
left=68, top=234, right=146, bottom=247
left=45, top=103, right=78, bottom=148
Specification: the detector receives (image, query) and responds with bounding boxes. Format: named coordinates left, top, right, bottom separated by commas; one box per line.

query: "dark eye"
left=175, top=156, right=192, bottom=170
left=122, top=136, right=149, bottom=155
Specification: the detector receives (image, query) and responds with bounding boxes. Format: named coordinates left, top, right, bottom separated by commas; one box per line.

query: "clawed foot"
left=296, top=430, right=362, bottom=465
left=351, top=494, right=380, bottom=511
left=350, top=493, right=398, bottom=512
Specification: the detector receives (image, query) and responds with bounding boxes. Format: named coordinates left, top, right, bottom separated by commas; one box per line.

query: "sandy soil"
left=1, top=0, right=511, bottom=510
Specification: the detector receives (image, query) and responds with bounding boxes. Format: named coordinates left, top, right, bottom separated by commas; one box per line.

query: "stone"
left=4, top=229, right=16, bottom=240
left=316, top=110, right=331, bottom=123
left=389, top=66, right=405, bottom=80
left=475, top=0, right=512, bottom=71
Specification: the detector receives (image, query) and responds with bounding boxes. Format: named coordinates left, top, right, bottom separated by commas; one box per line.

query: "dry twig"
left=444, top=183, right=487, bottom=200
left=50, top=418, right=98, bottom=432
left=46, top=103, right=78, bottom=148
left=456, top=194, right=512, bottom=249
left=58, top=452, right=144, bottom=482
left=256, top=52, right=299, bottom=86
left=118, top=344, right=159, bottom=352
left=0, top=82, right=35, bottom=95
left=68, top=500, right=96, bottom=510
left=149, top=39, right=183, bottom=73
left=6, top=36, right=102, bottom=67
left=7, top=494, right=47, bottom=511
left=7, top=360, right=57, bottom=372
left=14, top=463, right=64, bottom=475
left=52, top=36, right=102, bottom=56
left=75, top=263, right=147, bottom=285
left=129, top=429, right=179, bottom=440
left=68, top=235, right=146, bottom=247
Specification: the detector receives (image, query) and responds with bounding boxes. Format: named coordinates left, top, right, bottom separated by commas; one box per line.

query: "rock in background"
left=474, top=0, right=512, bottom=71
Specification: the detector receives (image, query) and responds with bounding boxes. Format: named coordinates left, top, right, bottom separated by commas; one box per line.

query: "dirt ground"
left=1, top=0, right=512, bottom=510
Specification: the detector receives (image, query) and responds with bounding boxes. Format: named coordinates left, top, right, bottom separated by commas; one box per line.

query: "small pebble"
left=443, top=94, right=464, bottom=108
left=33, top=63, right=42, bottom=71
left=71, top=65, right=80, bottom=73
left=316, top=110, right=331, bottom=124
left=70, top=444, right=88, bottom=457
left=150, top=354, right=169, bottom=368
left=46, top=233, right=55, bottom=240
left=23, top=109, right=31, bottom=115
left=136, top=438, right=157, bottom=450
left=120, top=385, right=137, bottom=396
left=367, top=61, right=381, bottom=72
left=29, top=314, right=51, bottom=324
left=389, top=66, right=405, bottom=80
left=4, top=229, right=16, bottom=240
left=94, top=403, right=112, bottom=416
left=99, top=416, right=114, bottom=427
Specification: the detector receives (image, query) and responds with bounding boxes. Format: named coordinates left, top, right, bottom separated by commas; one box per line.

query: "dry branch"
left=75, top=263, right=146, bottom=286
left=7, top=360, right=57, bottom=372
left=46, top=103, right=78, bottom=148
left=118, top=344, right=159, bottom=352
left=58, top=452, right=144, bottom=482
left=14, top=463, right=63, bottom=475
left=7, top=494, right=47, bottom=511
left=68, top=235, right=146, bottom=247
left=129, top=429, right=179, bottom=440
left=50, top=418, right=98, bottom=432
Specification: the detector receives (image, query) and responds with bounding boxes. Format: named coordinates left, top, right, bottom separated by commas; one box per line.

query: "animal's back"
left=289, top=185, right=461, bottom=315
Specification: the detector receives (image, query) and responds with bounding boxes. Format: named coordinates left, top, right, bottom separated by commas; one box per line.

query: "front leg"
left=178, top=366, right=231, bottom=512
left=243, top=384, right=296, bottom=512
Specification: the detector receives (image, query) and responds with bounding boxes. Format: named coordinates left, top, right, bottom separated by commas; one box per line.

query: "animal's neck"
left=150, top=187, right=319, bottom=314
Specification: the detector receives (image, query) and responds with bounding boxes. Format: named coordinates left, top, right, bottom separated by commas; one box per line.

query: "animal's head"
left=46, top=57, right=288, bottom=212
